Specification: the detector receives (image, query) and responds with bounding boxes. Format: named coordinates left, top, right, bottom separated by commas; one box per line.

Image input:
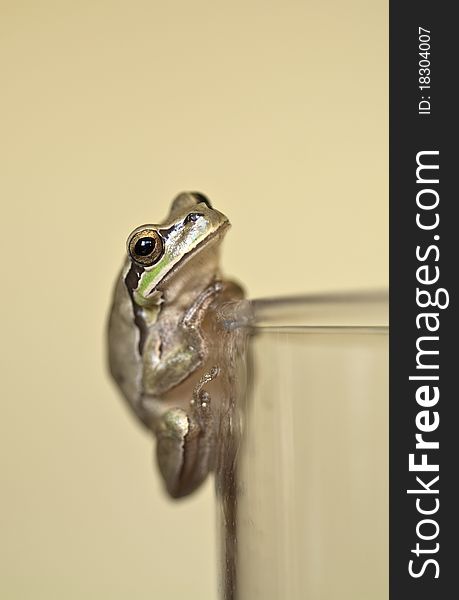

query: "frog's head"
left=126, top=192, right=230, bottom=307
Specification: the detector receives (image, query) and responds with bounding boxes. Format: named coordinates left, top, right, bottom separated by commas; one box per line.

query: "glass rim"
left=218, top=289, right=389, bottom=332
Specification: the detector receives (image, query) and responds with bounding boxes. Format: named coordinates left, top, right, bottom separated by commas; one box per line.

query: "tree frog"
left=107, top=192, right=243, bottom=498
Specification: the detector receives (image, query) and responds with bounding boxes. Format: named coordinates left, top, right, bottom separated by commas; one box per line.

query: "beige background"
left=0, top=1, right=387, bottom=599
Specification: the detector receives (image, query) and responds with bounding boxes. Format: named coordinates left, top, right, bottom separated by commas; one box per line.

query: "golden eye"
left=128, top=229, right=164, bottom=266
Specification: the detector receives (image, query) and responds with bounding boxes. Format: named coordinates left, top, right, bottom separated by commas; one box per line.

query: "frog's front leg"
left=155, top=368, right=219, bottom=498
left=142, top=282, right=223, bottom=397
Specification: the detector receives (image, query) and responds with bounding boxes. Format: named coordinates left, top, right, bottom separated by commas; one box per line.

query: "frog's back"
left=107, top=272, right=144, bottom=418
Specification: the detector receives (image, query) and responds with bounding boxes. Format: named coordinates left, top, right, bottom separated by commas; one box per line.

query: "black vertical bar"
left=390, top=2, right=456, bottom=598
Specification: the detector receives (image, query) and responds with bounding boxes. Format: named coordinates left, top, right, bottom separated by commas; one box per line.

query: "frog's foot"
left=190, top=366, right=219, bottom=427
left=181, top=282, right=223, bottom=328
left=155, top=367, right=220, bottom=498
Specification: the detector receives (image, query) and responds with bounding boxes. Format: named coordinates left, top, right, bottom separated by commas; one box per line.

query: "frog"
left=107, top=192, right=243, bottom=498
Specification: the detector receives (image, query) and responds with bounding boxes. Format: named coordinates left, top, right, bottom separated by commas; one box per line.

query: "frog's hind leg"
left=155, top=367, right=219, bottom=498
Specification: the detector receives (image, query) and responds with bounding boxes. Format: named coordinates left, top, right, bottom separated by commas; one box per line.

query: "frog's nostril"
left=185, top=212, right=203, bottom=225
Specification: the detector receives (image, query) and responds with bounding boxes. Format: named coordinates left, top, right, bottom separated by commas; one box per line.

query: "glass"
left=216, top=292, right=388, bottom=600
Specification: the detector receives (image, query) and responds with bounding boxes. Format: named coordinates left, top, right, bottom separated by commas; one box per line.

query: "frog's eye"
left=128, top=229, right=164, bottom=266
left=184, top=212, right=204, bottom=224
left=191, top=193, right=212, bottom=208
